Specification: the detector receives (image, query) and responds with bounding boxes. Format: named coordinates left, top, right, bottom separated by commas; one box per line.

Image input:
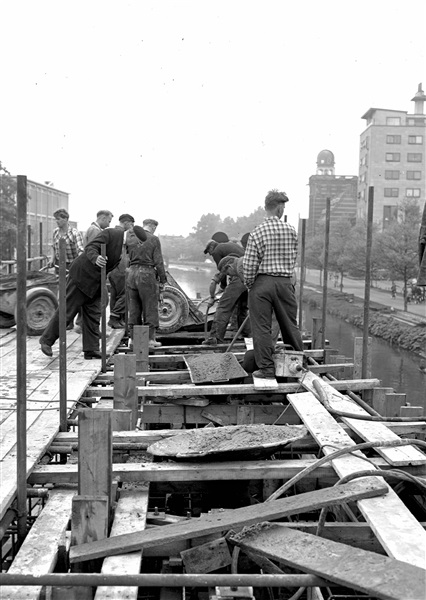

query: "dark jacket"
left=211, top=241, right=244, bottom=288
left=128, top=230, right=167, bottom=284
left=69, top=227, right=146, bottom=297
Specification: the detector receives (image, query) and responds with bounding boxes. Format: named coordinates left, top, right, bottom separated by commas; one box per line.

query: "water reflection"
left=169, top=263, right=425, bottom=408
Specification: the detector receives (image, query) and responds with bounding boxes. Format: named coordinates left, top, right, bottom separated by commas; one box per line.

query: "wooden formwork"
left=1, top=327, right=426, bottom=600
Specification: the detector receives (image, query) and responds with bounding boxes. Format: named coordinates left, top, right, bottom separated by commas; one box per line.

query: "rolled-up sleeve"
left=243, top=236, right=259, bottom=290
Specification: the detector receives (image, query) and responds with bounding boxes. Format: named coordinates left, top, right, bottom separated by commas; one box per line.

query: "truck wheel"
left=158, top=286, right=189, bottom=334
left=16, top=288, right=59, bottom=336
left=0, top=311, right=16, bottom=329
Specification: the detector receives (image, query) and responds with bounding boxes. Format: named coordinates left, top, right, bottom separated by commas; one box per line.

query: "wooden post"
left=385, top=393, right=406, bottom=418
left=298, top=218, right=306, bottom=330
left=59, top=238, right=68, bottom=432
left=354, top=337, right=371, bottom=379
left=321, top=197, right=331, bottom=350
left=16, top=175, right=28, bottom=545
left=134, top=325, right=150, bottom=372
left=114, top=354, right=138, bottom=429
left=70, top=495, right=109, bottom=598
left=371, top=387, right=394, bottom=416
left=362, top=186, right=374, bottom=379
left=312, top=318, right=322, bottom=350
left=78, top=409, right=112, bottom=500
left=101, top=243, right=107, bottom=373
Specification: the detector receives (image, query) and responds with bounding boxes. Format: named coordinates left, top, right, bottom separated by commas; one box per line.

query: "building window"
left=407, top=153, right=422, bottom=162
left=384, top=188, right=399, bottom=197
left=385, top=170, right=400, bottom=179
left=385, top=153, right=400, bottom=162
left=386, top=117, right=401, bottom=126
left=386, top=135, right=401, bottom=144
left=383, top=205, right=398, bottom=229
left=408, top=135, right=423, bottom=144
left=406, top=188, right=421, bottom=197
left=407, top=118, right=426, bottom=126
left=407, top=170, right=421, bottom=180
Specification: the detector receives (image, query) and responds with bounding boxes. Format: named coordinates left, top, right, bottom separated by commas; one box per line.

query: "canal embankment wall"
left=301, top=285, right=426, bottom=359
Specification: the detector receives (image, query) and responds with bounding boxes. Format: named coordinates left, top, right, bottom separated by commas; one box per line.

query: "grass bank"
left=302, top=286, right=426, bottom=359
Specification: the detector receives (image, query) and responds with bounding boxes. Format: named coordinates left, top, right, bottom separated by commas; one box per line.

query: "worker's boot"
left=202, top=336, right=217, bottom=346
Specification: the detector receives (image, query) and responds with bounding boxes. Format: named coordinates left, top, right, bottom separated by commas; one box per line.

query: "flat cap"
left=203, top=239, right=218, bottom=255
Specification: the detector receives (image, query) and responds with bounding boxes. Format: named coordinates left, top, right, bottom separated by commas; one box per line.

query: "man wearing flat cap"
left=243, top=189, right=303, bottom=379
left=202, top=237, right=245, bottom=345
left=40, top=214, right=147, bottom=359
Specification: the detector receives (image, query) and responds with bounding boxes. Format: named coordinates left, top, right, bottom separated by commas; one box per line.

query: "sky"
left=1, top=0, right=425, bottom=237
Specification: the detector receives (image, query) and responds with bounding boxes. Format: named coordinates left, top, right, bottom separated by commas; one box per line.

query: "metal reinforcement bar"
left=0, top=573, right=331, bottom=588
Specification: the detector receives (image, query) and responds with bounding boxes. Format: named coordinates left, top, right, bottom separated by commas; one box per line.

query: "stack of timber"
left=1, top=325, right=426, bottom=600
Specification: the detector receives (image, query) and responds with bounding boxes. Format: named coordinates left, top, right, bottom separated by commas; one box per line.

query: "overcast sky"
left=1, top=0, right=425, bottom=237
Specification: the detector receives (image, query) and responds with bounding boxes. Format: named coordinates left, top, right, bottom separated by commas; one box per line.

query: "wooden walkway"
left=1, top=329, right=426, bottom=599
left=0, top=328, right=124, bottom=523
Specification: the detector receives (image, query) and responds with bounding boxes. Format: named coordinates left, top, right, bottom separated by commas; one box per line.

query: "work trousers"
left=209, top=275, right=251, bottom=342
left=109, top=266, right=126, bottom=319
left=40, top=277, right=101, bottom=352
left=248, top=275, right=303, bottom=373
left=127, top=266, right=159, bottom=340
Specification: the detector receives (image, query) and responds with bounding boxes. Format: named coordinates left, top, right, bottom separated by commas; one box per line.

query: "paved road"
left=302, top=269, right=426, bottom=320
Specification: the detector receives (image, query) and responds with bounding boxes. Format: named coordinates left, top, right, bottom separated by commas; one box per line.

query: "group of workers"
left=39, top=209, right=166, bottom=359
left=39, top=189, right=303, bottom=380
left=203, top=189, right=303, bottom=379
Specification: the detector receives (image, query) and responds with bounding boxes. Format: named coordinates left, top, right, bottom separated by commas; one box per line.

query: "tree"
left=0, top=162, right=17, bottom=260
left=191, top=213, right=223, bottom=245
left=376, top=198, right=421, bottom=310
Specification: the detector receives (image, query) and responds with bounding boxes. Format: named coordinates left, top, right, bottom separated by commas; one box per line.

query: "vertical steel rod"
left=362, top=186, right=374, bottom=378
left=298, top=218, right=306, bottom=330
left=39, top=222, right=43, bottom=269
left=27, top=225, right=31, bottom=261
left=321, top=197, right=331, bottom=350
left=59, top=238, right=68, bottom=432
left=16, top=175, right=28, bottom=545
left=101, top=243, right=107, bottom=373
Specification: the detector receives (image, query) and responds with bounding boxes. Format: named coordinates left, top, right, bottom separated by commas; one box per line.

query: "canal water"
left=169, top=263, right=426, bottom=408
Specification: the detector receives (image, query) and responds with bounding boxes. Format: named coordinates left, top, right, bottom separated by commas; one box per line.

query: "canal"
left=169, top=263, right=426, bottom=409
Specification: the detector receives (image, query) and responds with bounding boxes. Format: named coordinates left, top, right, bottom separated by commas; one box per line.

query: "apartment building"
left=358, top=84, right=426, bottom=228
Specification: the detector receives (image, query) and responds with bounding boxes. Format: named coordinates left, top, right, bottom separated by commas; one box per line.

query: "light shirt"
left=243, top=216, right=298, bottom=289
left=52, top=226, right=84, bottom=266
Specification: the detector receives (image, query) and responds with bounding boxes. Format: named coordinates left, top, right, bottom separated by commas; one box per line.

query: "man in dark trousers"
left=39, top=214, right=146, bottom=359
left=202, top=238, right=245, bottom=345
left=243, top=190, right=303, bottom=379
left=127, top=218, right=167, bottom=349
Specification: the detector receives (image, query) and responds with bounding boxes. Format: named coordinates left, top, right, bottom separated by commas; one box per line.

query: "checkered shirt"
left=52, top=226, right=84, bottom=265
left=243, top=216, right=298, bottom=289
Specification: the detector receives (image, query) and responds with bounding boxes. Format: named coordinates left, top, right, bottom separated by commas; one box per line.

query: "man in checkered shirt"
left=243, top=189, right=303, bottom=379
left=48, top=208, right=84, bottom=269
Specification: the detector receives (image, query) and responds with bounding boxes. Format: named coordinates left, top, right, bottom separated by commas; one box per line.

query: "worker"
left=127, top=218, right=167, bottom=349
left=48, top=208, right=84, bottom=270
left=39, top=215, right=146, bottom=359
left=83, top=210, right=114, bottom=246
left=202, top=238, right=245, bottom=345
left=243, top=189, right=303, bottom=379
left=48, top=208, right=85, bottom=331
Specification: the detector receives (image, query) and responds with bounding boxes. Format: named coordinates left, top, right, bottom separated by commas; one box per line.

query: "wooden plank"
left=69, top=479, right=388, bottom=563
left=94, top=484, right=149, bottom=600
left=3, top=489, right=74, bottom=600
left=28, top=455, right=425, bottom=486
left=78, top=409, right=112, bottom=498
left=301, top=371, right=426, bottom=466
left=288, top=390, right=426, bottom=568
left=53, top=421, right=426, bottom=445
left=252, top=376, right=278, bottom=389
left=230, top=525, right=426, bottom=600
left=180, top=537, right=232, bottom=574
left=114, top=354, right=137, bottom=429
left=87, top=378, right=381, bottom=398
